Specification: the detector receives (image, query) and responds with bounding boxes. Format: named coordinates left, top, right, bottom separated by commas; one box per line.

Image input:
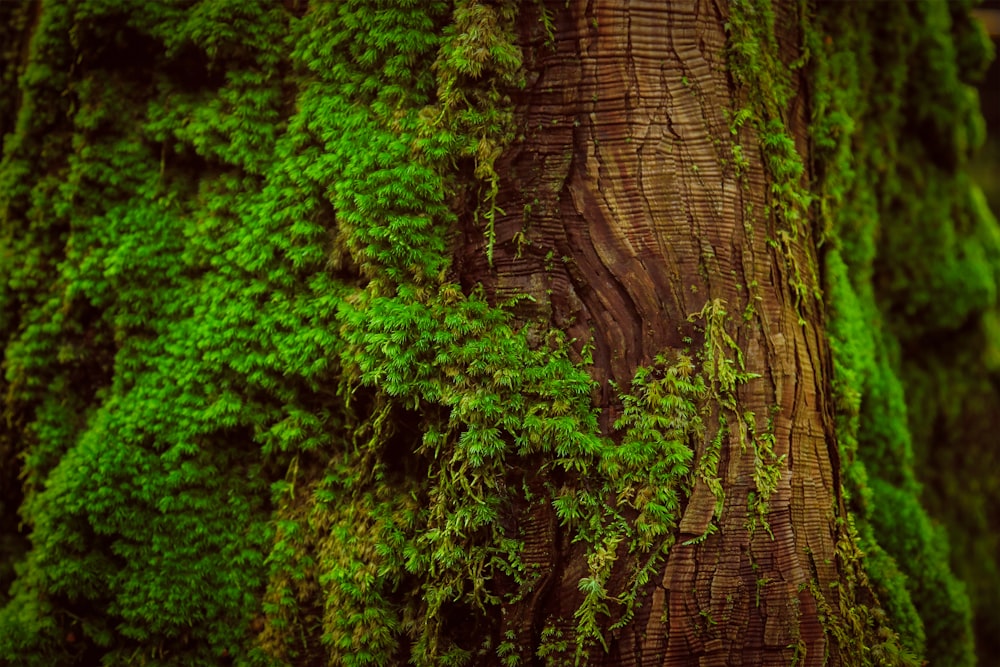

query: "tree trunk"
left=461, top=2, right=842, bottom=664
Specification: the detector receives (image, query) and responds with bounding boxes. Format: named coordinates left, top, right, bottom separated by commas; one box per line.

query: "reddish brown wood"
left=459, top=1, right=847, bottom=664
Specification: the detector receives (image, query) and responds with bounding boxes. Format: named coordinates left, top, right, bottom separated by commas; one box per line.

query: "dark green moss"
left=811, top=1, right=996, bottom=664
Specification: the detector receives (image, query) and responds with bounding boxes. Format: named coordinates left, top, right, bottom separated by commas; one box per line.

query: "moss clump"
left=810, top=0, right=994, bottom=664
left=900, top=308, right=1000, bottom=660
left=0, top=2, right=714, bottom=664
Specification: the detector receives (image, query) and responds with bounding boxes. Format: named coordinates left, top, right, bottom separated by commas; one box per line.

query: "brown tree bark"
left=460, top=2, right=844, bottom=664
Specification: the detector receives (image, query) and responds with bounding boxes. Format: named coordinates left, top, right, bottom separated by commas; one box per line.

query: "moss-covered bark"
left=0, top=1, right=993, bottom=666
left=811, top=2, right=996, bottom=664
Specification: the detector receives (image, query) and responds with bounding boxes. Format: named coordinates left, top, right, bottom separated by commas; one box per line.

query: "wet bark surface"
left=459, top=1, right=845, bottom=665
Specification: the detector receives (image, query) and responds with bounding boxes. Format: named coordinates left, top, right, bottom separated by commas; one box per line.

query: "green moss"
left=1, top=2, right=616, bottom=664
left=809, top=1, right=990, bottom=664
left=726, top=0, right=817, bottom=310
left=723, top=2, right=921, bottom=661
left=900, top=311, right=1000, bottom=660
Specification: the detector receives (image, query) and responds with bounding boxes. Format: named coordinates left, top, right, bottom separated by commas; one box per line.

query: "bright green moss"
left=0, top=1, right=307, bottom=663
left=2, top=1, right=607, bottom=664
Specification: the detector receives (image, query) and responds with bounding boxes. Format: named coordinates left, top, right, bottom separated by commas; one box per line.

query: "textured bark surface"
left=460, top=1, right=844, bottom=664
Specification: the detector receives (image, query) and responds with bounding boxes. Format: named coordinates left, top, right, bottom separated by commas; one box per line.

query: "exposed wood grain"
left=459, top=1, right=847, bottom=664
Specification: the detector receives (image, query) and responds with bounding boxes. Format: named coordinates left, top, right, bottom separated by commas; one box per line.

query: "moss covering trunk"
left=0, top=1, right=994, bottom=666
